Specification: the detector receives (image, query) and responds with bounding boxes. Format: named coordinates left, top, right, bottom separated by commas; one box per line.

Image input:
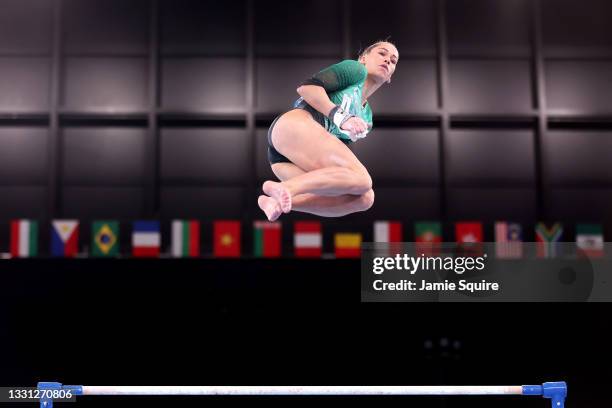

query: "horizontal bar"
left=82, top=385, right=524, bottom=396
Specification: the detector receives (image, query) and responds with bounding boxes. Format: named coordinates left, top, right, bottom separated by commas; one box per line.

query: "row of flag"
left=7, top=219, right=606, bottom=259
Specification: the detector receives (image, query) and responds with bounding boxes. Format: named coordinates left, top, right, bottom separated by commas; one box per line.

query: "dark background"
left=1, top=0, right=612, bottom=407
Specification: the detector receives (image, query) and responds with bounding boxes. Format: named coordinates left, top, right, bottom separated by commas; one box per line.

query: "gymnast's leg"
left=262, top=109, right=373, bottom=214
left=258, top=162, right=374, bottom=220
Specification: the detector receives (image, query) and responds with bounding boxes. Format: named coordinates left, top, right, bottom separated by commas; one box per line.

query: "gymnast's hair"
left=357, top=37, right=397, bottom=61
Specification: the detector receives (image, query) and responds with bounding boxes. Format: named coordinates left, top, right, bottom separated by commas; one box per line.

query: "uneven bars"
left=37, top=381, right=567, bottom=408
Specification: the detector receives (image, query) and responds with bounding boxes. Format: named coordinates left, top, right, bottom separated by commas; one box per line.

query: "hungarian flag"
left=415, top=221, right=442, bottom=256
left=92, top=220, right=119, bottom=257
left=495, top=221, right=523, bottom=259
left=335, top=233, right=362, bottom=258
left=214, top=220, right=241, bottom=257
left=132, top=221, right=160, bottom=257
left=576, top=224, right=604, bottom=258
left=254, top=221, right=281, bottom=258
left=294, top=221, right=322, bottom=258
left=51, top=220, right=79, bottom=257
left=172, top=220, right=200, bottom=258
left=10, top=219, right=38, bottom=258
left=535, top=222, right=563, bottom=258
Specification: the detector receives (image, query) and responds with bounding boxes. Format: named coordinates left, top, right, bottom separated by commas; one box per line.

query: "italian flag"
left=254, top=221, right=281, bottom=257
left=335, top=232, right=362, bottom=258
left=10, top=219, right=38, bottom=258
left=294, top=221, right=322, bottom=258
left=576, top=224, right=604, bottom=258
left=172, top=220, right=200, bottom=258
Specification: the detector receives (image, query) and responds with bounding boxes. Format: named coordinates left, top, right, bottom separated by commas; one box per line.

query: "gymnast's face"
left=360, top=43, right=399, bottom=84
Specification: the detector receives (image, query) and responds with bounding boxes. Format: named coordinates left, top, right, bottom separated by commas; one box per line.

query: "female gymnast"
left=258, top=41, right=399, bottom=221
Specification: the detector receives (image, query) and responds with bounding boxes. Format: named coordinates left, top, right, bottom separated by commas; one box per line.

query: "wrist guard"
left=328, top=105, right=354, bottom=131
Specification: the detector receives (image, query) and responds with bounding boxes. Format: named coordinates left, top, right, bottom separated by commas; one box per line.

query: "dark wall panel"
left=62, top=127, right=146, bottom=185
left=447, top=129, right=535, bottom=186
left=545, top=61, right=612, bottom=113
left=160, top=0, right=246, bottom=56
left=0, top=187, right=47, bottom=220
left=62, top=187, right=144, bottom=218
left=63, top=0, right=149, bottom=55
left=161, top=58, right=246, bottom=112
left=368, top=187, right=441, bottom=220
left=256, top=129, right=276, bottom=182
left=544, top=189, right=612, bottom=221
left=449, top=60, right=533, bottom=113
left=447, top=188, right=537, bottom=222
left=542, top=130, right=612, bottom=186
left=0, top=127, right=48, bottom=184
left=351, top=0, right=436, bottom=56
left=0, top=0, right=52, bottom=54
left=353, top=129, right=439, bottom=184
left=160, top=187, right=245, bottom=218
left=0, top=58, right=50, bottom=112
left=542, top=0, right=612, bottom=57
left=62, top=58, right=148, bottom=111
left=256, top=58, right=335, bottom=113
left=367, top=60, right=438, bottom=113
left=255, top=0, right=342, bottom=57
left=160, top=128, right=249, bottom=184
left=447, top=0, right=531, bottom=56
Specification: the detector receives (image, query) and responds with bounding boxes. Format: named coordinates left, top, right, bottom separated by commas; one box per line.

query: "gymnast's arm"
left=296, top=60, right=368, bottom=136
left=295, top=85, right=336, bottom=118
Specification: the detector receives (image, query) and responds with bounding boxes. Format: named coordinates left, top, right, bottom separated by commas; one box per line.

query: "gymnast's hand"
left=341, top=116, right=369, bottom=141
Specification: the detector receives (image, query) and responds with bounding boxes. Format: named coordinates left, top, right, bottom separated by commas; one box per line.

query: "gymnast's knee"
left=352, top=171, right=373, bottom=195
left=355, top=189, right=375, bottom=212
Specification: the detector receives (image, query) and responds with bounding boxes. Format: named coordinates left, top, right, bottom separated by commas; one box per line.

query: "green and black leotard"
left=267, top=59, right=373, bottom=164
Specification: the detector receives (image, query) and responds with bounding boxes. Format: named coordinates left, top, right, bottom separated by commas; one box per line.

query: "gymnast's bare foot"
left=258, top=195, right=283, bottom=222
left=262, top=180, right=292, bottom=213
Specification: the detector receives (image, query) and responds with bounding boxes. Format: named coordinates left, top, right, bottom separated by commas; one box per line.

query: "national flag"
left=132, top=221, right=160, bottom=257
left=535, top=222, right=563, bottom=258
left=51, top=220, right=79, bottom=257
left=213, top=220, right=241, bottom=257
left=455, top=221, right=483, bottom=257
left=374, top=221, right=403, bottom=256
left=335, top=232, right=362, bottom=258
left=172, top=220, right=200, bottom=258
left=455, top=222, right=483, bottom=243
left=254, top=221, right=281, bottom=258
left=92, top=220, right=119, bottom=257
left=576, top=224, right=604, bottom=258
left=415, top=222, right=442, bottom=256
left=495, top=221, right=523, bottom=259
left=374, top=221, right=402, bottom=242
left=10, top=219, right=38, bottom=258
left=294, top=221, right=322, bottom=258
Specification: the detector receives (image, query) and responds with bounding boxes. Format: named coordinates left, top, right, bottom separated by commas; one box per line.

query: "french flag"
left=132, top=221, right=160, bottom=257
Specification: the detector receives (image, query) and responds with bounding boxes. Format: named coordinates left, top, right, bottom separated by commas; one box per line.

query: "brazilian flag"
left=92, top=221, right=119, bottom=257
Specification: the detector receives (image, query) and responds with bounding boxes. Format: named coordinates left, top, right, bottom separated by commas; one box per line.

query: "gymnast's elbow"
left=296, top=84, right=319, bottom=96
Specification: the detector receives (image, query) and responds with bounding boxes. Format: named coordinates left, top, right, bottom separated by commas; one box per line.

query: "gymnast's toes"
left=258, top=195, right=282, bottom=222
left=262, top=181, right=292, bottom=213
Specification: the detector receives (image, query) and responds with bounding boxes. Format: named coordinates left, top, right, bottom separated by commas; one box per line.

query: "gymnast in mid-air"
left=258, top=40, right=399, bottom=221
